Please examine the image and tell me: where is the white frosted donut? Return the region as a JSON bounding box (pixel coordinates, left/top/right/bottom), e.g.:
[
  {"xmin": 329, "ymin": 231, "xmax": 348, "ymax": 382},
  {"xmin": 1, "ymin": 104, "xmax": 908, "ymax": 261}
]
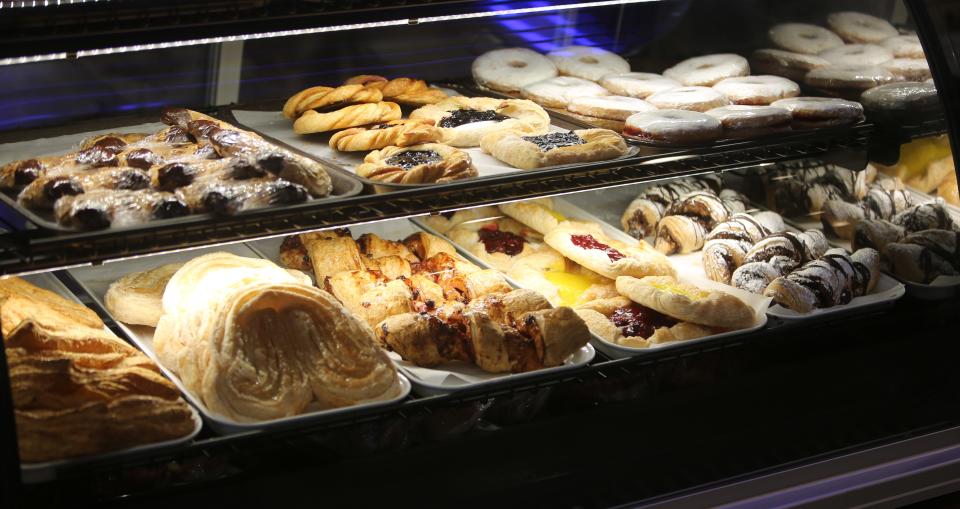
[
  {"xmin": 770, "ymin": 96, "xmax": 864, "ymax": 128},
  {"xmin": 769, "ymin": 23, "xmax": 844, "ymax": 54},
  {"xmin": 624, "ymin": 109, "xmax": 722, "ymax": 145},
  {"xmin": 599, "ymin": 72, "xmax": 680, "ymax": 98},
  {"xmin": 880, "ymin": 35, "xmax": 924, "ymax": 59},
  {"xmin": 472, "ymin": 48, "xmax": 558, "ymax": 93},
  {"xmin": 818, "ymin": 44, "xmax": 892, "ymax": 66},
  {"xmin": 712, "ymin": 75, "xmax": 800, "ymax": 105},
  {"xmin": 827, "ymin": 12, "xmax": 898, "ymax": 43},
  {"xmin": 805, "ymin": 64, "xmax": 897, "ymax": 91},
  {"xmin": 567, "ymin": 95, "xmax": 656, "ymax": 121},
  {"xmin": 663, "ymin": 53, "xmax": 750, "ymax": 86},
  {"xmin": 546, "ymin": 46, "xmax": 630, "ymax": 82},
  {"xmin": 520, "ymin": 76, "xmax": 609, "ymax": 108},
  {"xmin": 646, "ymin": 86, "xmax": 730, "ymax": 112},
  {"xmin": 750, "ymin": 49, "xmax": 831, "ymax": 81},
  {"xmin": 705, "ymin": 105, "xmax": 793, "ymax": 137},
  {"xmin": 883, "ymin": 58, "xmax": 931, "ymax": 81}
]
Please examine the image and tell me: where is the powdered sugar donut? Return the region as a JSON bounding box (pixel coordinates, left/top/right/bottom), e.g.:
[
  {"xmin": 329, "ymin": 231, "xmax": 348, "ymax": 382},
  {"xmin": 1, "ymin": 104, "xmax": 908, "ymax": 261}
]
[
  {"xmin": 827, "ymin": 12, "xmax": 898, "ymax": 43},
  {"xmin": 624, "ymin": 110, "xmax": 722, "ymax": 145},
  {"xmin": 472, "ymin": 48, "xmax": 558, "ymax": 93},
  {"xmin": 599, "ymin": 72, "xmax": 680, "ymax": 98},
  {"xmin": 883, "ymin": 58, "xmax": 931, "ymax": 81},
  {"xmin": 713, "ymin": 75, "xmax": 800, "ymax": 105},
  {"xmin": 705, "ymin": 105, "xmax": 793, "ymax": 137},
  {"xmin": 663, "ymin": 54, "xmax": 750, "ymax": 86},
  {"xmin": 547, "ymin": 46, "xmax": 630, "ymax": 82},
  {"xmin": 521, "ymin": 76, "xmax": 609, "ymax": 108},
  {"xmin": 819, "ymin": 44, "xmax": 893, "ymax": 66},
  {"xmin": 881, "ymin": 34, "xmax": 924, "ymax": 59},
  {"xmin": 647, "ymin": 86, "xmax": 730, "ymax": 112},
  {"xmin": 769, "ymin": 23, "xmax": 844, "ymax": 54},
  {"xmin": 750, "ymin": 49, "xmax": 831, "ymax": 81},
  {"xmin": 568, "ymin": 95, "xmax": 656, "ymax": 121},
  {"xmin": 770, "ymin": 97, "xmax": 864, "ymax": 129},
  {"xmin": 805, "ymin": 64, "xmax": 897, "ymax": 94}
]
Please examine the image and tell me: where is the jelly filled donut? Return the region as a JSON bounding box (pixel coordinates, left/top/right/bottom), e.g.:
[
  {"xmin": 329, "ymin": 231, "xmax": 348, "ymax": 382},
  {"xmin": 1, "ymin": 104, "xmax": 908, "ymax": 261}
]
[
  {"xmin": 713, "ymin": 75, "xmax": 800, "ymax": 105},
  {"xmin": 705, "ymin": 105, "xmax": 793, "ymax": 138},
  {"xmin": 750, "ymin": 49, "xmax": 831, "ymax": 81},
  {"xmin": 883, "ymin": 58, "xmax": 931, "ymax": 82},
  {"xmin": 624, "ymin": 110, "xmax": 722, "ymax": 145},
  {"xmin": 818, "ymin": 44, "xmax": 893, "ymax": 67},
  {"xmin": 647, "ymin": 86, "xmax": 730, "ymax": 112},
  {"xmin": 827, "ymin": 12, "xmax": 898, "ymax": 44},
  {"xmin": 881, "ymin": 34, "xmax": 925, "ymax": 59},
  {"xmin": 769, "ymin": 23, "xmax": 844, "ymax": 54},
  {"xmin": 663, "ymin": 54, "xmax": 750, "ymax": 86},
  {"xmin": 805, "ymin": 64, "xmax": 897, "ymax": 97},
  {"xmin": 599, "ymin": 72, "xmax": 680, "ymax": 98},
  {"xmin": 521, "ymin": 76, "xmax": 609, "ymax": 108},
  {"xmin": 472, "ymin": 48, "xmax": 558, "ymax": 93},
  {"xmin": 770, "ymin": 97, "xmax": 864, "ymax": 129},
  {"xmin": 547, "ymin": 45, "xmax": 630, "ymax": 82}
]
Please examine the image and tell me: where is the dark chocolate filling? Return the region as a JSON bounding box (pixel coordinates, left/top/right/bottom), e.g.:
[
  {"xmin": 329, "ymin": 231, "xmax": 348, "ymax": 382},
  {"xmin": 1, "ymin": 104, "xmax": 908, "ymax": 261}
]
[
  {"xmin": 521, "ymin": 132, "xmax": 585, "ymax": 152},
  {"xmin": 438, "ymin": 109, "xmax": 509, "ymax": 128},
  {"xmin": 385, "ymin": 150, "xmax": 443, "ymax": 169}
]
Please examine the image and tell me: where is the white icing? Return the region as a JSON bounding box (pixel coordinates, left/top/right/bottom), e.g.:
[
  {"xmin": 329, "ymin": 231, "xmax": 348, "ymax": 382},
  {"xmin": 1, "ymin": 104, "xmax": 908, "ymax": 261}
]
[
  {"xmin": 472, "ymin": 48, "xmax": 558, "ymax": 93},
  {"xmin": 546, "ymin": 45, "xmax": 630, "ymax": 82},
  {"xmin": 769, "ymin": 23, "xmax": 844, "ymax": 54},
  {"xmin": 712, "ymin": 75, "xmax": 800, "ymax": 105},
  {"xmin": 599, "ymin": 72, "xmax": 681, "ymax": 98},
  {"xmin": 663, "ymin": 53, "xmax": 750, "ymax": 86},
  {"xmin": 646, "ymin": 86, "xmax": 730, "ymax": 112}
]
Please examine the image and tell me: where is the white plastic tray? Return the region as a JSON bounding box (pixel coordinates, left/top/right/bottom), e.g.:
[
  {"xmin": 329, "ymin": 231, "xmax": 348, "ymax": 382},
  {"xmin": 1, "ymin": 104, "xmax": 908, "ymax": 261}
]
[
  {"xmin": 14, "ymin": 272, "xmax": 203, "ymax": 483},
  {"xmin": 414, "ymin": 199, "xmax": 771, "ymax": 360},
  {"xmin": 67, "ymin": 243, "xmax": 411, "ymax": 435},
  {"xmin": 560, "ymin": 188, "xmax": 906, "ymax": 321},
  {"xmin": 247, "ymin": 219, "xmax": 595, "ymax": 396}
]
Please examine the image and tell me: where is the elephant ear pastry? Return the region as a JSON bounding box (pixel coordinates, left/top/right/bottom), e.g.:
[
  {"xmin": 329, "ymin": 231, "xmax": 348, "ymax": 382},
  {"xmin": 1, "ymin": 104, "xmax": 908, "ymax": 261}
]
[
  {"xmin": 545, "ymin": 220, "xmax": 676, "ymax": 280},
  {"xmin": 615, "ymin": 275, "xmax": 756, "ymax": 329}
]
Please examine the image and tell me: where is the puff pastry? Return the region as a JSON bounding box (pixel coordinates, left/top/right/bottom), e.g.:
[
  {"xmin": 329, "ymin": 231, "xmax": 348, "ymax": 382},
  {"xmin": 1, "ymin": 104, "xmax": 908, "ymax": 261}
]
[
  {"xmin": 105, "ymin": 262, "xmax": 183, "ymax": 327},
  {"xmin": 498, "ymin": 198, "xmax": 563, "ymax": 235},
  {"xmin": 356, "ymin": 143, "xmax": 477, "ymax": 184},
  {"xmin": 448, "ymin": 216, "xmax": 566, "ymax": 272},
  {"xmin": 410, "ymin": 96, "xmax": 550, "ymax": 147},
  {"xmin": 293, "ymin": 102, "xmax": 402, "ymax": 134},
  {"xmin": 574, "ymin": 296, "xmax": 712, "ymax": 348},
  {"xmin": 480, "ymin": 128, "xmax": 628, "ymax": 170},
  {"xmin": 282, "ymin": 84, "xmax": 384, "ymax": 119},
  {"xmin": 615, "ymin": 275, "xmax": 756, "ymax": 329},
  {"xmin": 545, "ymin": 221, "xmax": 676, "ymax": 280},
  {"xmin": 0, "ymin": 277, "xmax": 104, "ymax": 336},
  {"xmin": 328, "ymin": 119, "xmax": 442, "ymax": 151}
]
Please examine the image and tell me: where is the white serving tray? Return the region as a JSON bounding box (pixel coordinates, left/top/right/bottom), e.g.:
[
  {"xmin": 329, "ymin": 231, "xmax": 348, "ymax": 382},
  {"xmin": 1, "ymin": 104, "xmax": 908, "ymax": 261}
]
[
  {"xmin": 15, "ymin": 272, "xmax": 203, "ymax": 484},
  {"xmin": 559, "ymin": 188, "xmax": 906, "ymax": 321},
  {"xmin": 67, "ymin": 243, "xmax": 411, "ymax": 435},
  {"xmin": 247, "ymin": 219, "xmax": 595, "ymax": 396},
  {"xmin": 414, "ymin": 198, "xmax": 771, "ymax": 360}
]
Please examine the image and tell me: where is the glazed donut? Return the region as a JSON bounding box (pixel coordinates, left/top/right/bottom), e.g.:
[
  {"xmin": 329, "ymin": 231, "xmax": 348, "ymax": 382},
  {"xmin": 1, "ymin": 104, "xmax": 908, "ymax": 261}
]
[
  {"xmin": 546, "ymin": 45, "xmax": 630, "ymax": 82},
  {"xmin": 520, "ymin": 76, "xmax": 609, "ymax": 108},
  {"xmin": 860, "ymin": 82, "xmax": 940, "ymax": 121},
  {"xmin": 805, "ymin": 64, "xmax": 897, "ymax": 95},
  {"xmin": 769, "ymin": 23, "xmax": 844, "ymax": 54},
  {"xmin": 750, "ymin": 49, "xmax": 831, "ymax": 81},
  {"xmin": 880, "ymin": 35, "xmax": 925, "ymax": 59},
  {"xmin": 712, "ymin": 75, "xmax": 800, "ymax": 105},
  {"xmin": 599, "ymin": 72, "xmax": 680, "ymax": 98},
  {"xmin": 663, "ymin": 54, "xmax": 750, "ymax": 86},
  {"xmin": 472, "ymin": 48, "xmax": 558, "ymax": 93},
  {"xmin": 705, "ymin": 105, "xmax": 793, "ymax": 138},
  {"xmin": 623, "ymin": 110, "xmax": 722, "ymax": 145},
  {"xmin": 827, "ymin": 12, "xmax": 898, "ymax": 44},
  {"xmin": 567, "ymin": 95, "xmax": 656, "ymax": 121},
  {"xmin": 883, "ymin": 58, "xmax": 931, "ymax": 82},
  {"xmin": 646, "ymin": 86, "xmax": 730, "ymax": 112},
  {"xmin": 818, "ymin": 44, "xmax": 893, "ymax": 66},
  {"xmin": 770, "ymin": 97, "xmax": 864, "ymax": 129}
]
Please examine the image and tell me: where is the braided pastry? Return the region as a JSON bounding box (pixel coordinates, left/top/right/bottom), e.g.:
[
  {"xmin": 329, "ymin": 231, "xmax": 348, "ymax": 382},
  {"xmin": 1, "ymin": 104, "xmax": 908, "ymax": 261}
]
[
  {"xmin": 329, "ymin": 119, "xmax": 443, "ymax": 152},
  {"xmin": 293, "ymin": 102, "xmax": 401, "ymax": 134},
  {"xmin": 344, "ymin": 75, "xmax": 449, "ymax": 105},
  {"xmin": 283, "ymin": 84, "xmax": 384, "ymax": 119},
  {"xmin": 356, "ymin": 143, "xmax": 478, "ymax": 184}
]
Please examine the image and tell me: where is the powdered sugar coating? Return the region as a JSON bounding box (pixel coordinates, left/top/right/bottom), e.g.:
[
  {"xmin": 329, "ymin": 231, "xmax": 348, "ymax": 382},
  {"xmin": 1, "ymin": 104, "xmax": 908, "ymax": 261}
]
[
  {"xmin": 818, "ymin": 44, "xmax": 893, "ymax": 66},
  {"xmin": 663, "ymin": 54, "xmax": 750, "ymax": 86},
  {"xmin": 472, "ymin": 47, "xmax": 558, "ymax": 93},
  {"xmin": 624, "ymin": 109, "xmax": 722, "ymax": 144},
  {"xmin": 547, "ymin": 45, "xmax": 630, "ymax": 82},
  {"xmin": 713, "ymin": 75, "xmax": 800, "ymax": 105},
  {"xmin": 647, "ymin": 86, "xmax": 730, "ymax": 112},
  {"xmin": 769, "ymin": 23, "xmax": 844, "ymax": 54},
  {"xmin": 600, "ymin": 72, "xmax": 681, "ymax": 98}
]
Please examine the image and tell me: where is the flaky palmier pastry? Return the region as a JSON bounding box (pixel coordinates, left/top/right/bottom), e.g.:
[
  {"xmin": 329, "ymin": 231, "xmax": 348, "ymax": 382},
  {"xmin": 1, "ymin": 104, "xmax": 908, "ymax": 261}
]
[
  {"xmin": 616, "ymin": 275, "xmax": 756, "ymax": 329},
  {"xmin": 574, "ymin": 295, "xmax": 712, "ymax": 348},
  {"xmin": 293, "ymin": 101, "xmax": 401, "ymax": 134},
  {"xmin": 282, "ymin": 84, "xmax": 384, "ymax": 119},
  {"xmin": 328, "ymin": 119, "xmax": 443, "ymax": 151},
  {"xmin": 344, "ymin": 75, "xmax": 448, "ymax": 105},
  {"xmin": 105, "ymin": 262, "xmax": 184, "ymax": 327},
  {"xmin": 545, "ymin": 220, "xmax": 676, "ymax": 280},
  {"xmin": 480, "ymin": 128, "xmax": 628, "ymax": 170},
  {"xmin": 410, "ymin": 96, "xmax": 550, "ymax": 147},
  {"xmin": 356, "ymin": 143, "xmax": 478, "ymax": 184}
]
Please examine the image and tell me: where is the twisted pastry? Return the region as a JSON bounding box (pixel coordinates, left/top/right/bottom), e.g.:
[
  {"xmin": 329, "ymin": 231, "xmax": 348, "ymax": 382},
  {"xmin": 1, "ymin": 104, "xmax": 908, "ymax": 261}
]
[
  {"xmin": 345, "ymin": 75, "xmax": 449, "ymax": 106},
  {"xmin": 282, "ymin": 84, "xmax": 384, "ymax": 119},
  {"xmin": 292, "ymin": 102, "xmax": 402, "ymax": 134},
  {"xmin": 356, "ymin": 143, "xmax": 477, "ymax": 184},
  {"xmin": 620, "ymin": 175, "xmax": 722, "ymax": 238},
  {"xmin": 328, "ymin": 119, "xmax": 443, "ymax": 152}
]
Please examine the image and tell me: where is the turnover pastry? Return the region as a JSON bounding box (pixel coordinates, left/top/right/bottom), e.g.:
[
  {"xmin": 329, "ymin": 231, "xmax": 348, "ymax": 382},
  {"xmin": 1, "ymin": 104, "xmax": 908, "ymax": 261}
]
[
  {"xmin": 620, "ymin": 175, "xmax": 723, "ymax": 238},
  {"xmin": 575, "ymin": 296, "xmax": 712, "ymax": 349},
  {"xmin": 654, "ymin": 189, "xmax": 748, "ymax": 254},
  {"xmin": 448, "ymin": 215, "xmax": 566, "ymax": 272},
  {"xmin": 356, "ymin": 143, "xmax": 478, "ymax": 184},
  {"xmin": 615, "ymin": 275, "xmax": 756, "ymax": 329},
  {"xmin": 293, "ymin": 101, "xmax": 402, "ymax": 134},
  {"xmin": 328, "ymin": 119, "xmax": 442, "ymax": 151},
  {"xmin": 480, "ymin": 128, "xmax": 628, "ymax": 170},
  {"xmin": 410, "ymin": 96, "xmax": 550, "ymax": 147},
  {"xmin": 545, "ymin": 221, "xmax": 676, "ymax": 280},
  {"xmin": 344, "ymin": 75, "xmax": 448, "ymax": 106}
]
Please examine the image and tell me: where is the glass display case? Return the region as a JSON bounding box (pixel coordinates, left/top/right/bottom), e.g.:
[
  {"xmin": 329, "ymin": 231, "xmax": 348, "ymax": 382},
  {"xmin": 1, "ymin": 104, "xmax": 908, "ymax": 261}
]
[{"xmin": 1, "ymin": 0, "xmax": 959, "ymax": 506}]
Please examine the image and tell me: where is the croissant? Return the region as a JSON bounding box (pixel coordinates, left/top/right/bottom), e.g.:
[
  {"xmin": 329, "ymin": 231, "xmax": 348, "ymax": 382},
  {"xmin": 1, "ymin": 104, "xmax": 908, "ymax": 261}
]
[
  {"xmin": 764, "ymin": 248, "xmax": 880, "ymax": 312},
  {"xmin": 701, "ymin": 211, "xmax": 785, "ymax": 284},
  {"xmin": 742, "ymin": 229, "xmax": 829, "ymax": 267}
]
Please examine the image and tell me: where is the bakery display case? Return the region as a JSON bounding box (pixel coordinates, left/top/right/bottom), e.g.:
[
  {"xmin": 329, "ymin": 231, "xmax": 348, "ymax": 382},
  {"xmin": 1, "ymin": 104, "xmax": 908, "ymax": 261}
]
[{"xmin": 2, "ymin": 0, "xmax": 960, "ymax": 507}]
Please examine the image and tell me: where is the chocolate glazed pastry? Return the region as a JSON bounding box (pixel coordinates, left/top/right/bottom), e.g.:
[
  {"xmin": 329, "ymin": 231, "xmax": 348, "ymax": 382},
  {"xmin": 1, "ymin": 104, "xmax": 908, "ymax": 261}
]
[
  {"xmin": 886, "ymin": 230, "xmax": 960, "ymax": 283},
  {"xmin": 701, "ymin": 211, "xmax": 786, "ymax": 284},
  {"xmin": 54, "ymin": 189, "xmax": 190, "ymax": 230},
  {"xmin": 654, "ymin": 189, "xmax": 748, "ymax": 254},
  {"xmin": 764, "ymin": 247, "xmax": 880, "ymax": 312},
  {"xmin": 621, "ymin": 175, "xmax": 722, "ymax": 238},
  {"xmin": 18, "ymin": 167, "xmax": 151, "ymax": 210}
]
